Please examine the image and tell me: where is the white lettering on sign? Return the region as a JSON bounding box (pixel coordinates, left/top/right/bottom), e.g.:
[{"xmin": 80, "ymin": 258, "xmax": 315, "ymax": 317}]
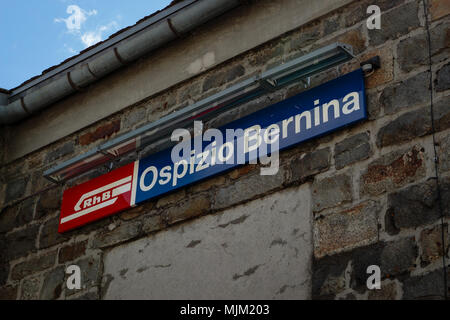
[{"xmin": 139, "ymin": 91, "xmax": 361, "ymax": 192}]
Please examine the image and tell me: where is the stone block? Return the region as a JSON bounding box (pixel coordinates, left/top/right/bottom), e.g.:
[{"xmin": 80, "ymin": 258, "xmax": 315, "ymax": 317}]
[
  {"xmin": 381, "ymin": 72, "xmax": 430, "ymax": 115},
  {"xmin": 4, "ymin": 224, "xmax": 39, "ymax": 260},
  {"xmin": 335, "ymin": 132, "xmax": 371, "ymax": 169},
  {"xmin": 45, "ymin": 141, "xmax": 74, "ymax": 163},
  {"xmin": 429, "ymin": 0, "xmax": 450, "ymax": 21},
  {"xmin": 213, "ymin": 167, "xmax": 286, "ymax": 210},
  {"xmin": 20, "ymin": 277, "xmax": 40, "ymax": 300},
  {"xmin": 39, "ymin": 266, "xmax": 65, "ymax": 300},
  {"xmin": 314, "ymin": 201, "xmax": 380, "ymax": 257},
  {"xmin": 11, "ymin": 250, "xmax": 57, "ymax": 280},
  {"xmin": 92, "ymin": 221, "xmax": 142, "ymax": 249},
  {"xmin": 376, "ymin": 106, "xmax": 432, "ymax": 148},
  {"xmin": 39, "ymin": 217, "xmax": 70, "ymax": 249},
  {"xmin": 368, "ymin": 1, "xmax": 420, "ymax": 46},
  {"xmin": 402, "ymin": 269, "xmax": 448, "ymax": 299},
  {"xmin": 78, "ymin": 120, "xmax": 121, "ymax": 146},
  {"xmin": 58, "ymin": 240, "xmax": 88, "ymax": 264},
  {"xmin": 0, "ymin": 285, "xmax": 17, "ymax": 300},
  {"xmin": 290, "ymin": 148, "xmax": 330, "ymax": 182},
  {"xmin": 435, "ymin": 62, "xmax": 450, "ymax": 92},
  {"xmin": 163, "ymin": 193, "xmax": 211, "ymax": 225},
  {"xmin": 360, "ymin": 145, "xmax": 425, "ymax": 196},
  {"xmin": 312, "ymin": 173, "xmax": 352, "ymax": 213},
  {"xmin": 385, "ymin": 179, "xmax": 443, "ymax": 234},
  {"xmin": 35, "ymin": 186, "xmax": 63, "ymax": 219},
  {"xmin": 420, "ymin": 224, "xmax": 448, "ymax": 266}
]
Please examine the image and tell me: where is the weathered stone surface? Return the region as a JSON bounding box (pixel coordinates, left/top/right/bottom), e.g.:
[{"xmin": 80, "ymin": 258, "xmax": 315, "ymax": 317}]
[
  {"xmin": 79, "ymin": 120, "xmax": 121, "ymax": 146},
  {"xmin": 368, "ymin": 1, "xmax": 420, "ymax": 46},
  {"xmin": 366, "ymin": 90, "xmax": 381, "ymax": 120},
  {"xmin": 402, "ymin": 269, "xmax": 448, "ymax": 299},
  {"xmin": 20, "ymin": 277, "xmax": 41, "ymax": 300},
  {"xmin": 35, "ymin": 186, "xmax": 63, "ymax": 219},
  {"xmin": 119, "ymin": 200, "xmax": 154, "ymax": 221},
  {"xmin": 314, "ymin": 201, "xmax": 380, "ymax": 257},
  {"xmin": 4, "ymin": 177, "xmax": 27, "ymax": 204},
  {"xmin": 367, "ymin": 281, "xmax": 398, "ymax": 300},
  {"xmin": 288, "ymin": 24, "xmax": 321, "ymax": 52},
  {"xmin": 163, "ymin": 193, "xmax": 211, "ymax": 225},
  {"xmin": 343, "ymin": 0, "xmax": 405, "ymax": 28},
  {"xmin": 249, "ymin": 43, "xmax": 284, "ymax": 67},
  {"xmin": 435, "ymin": 62, "xmax": 450, "ymax": 92},
  {"xmin": 312, "ymin": 173, "xmax": 352, "ymax": 213},
  {"xmin": 189, "ymin": 175, "xmax": 226, "ymax": 193},
  {"xmin": 156, "ymin": 190, "xmax": 186, "ymax": 208},
  {"xmin": 420, "ymin": 224, "xmax": 448, "ymax": 266},
  {"xmin": 398, "ymin": 22, "xmax": 450, "ymax": 73},
  {"xmin": 66, "ymin": 254, "xmax": 102, "ymax": 296},
  {"xmin": 70, "ymin": 289, "xmax": 99, "ymax": 300},
  {"xmin": 438, "ymin": 131, "xmax": 450, "ymax": 173},
  {"xmin": 4, "ymin": 224, "xmax": 39, "ymax": 260},
  {"xmin": 202, "ymin": 64, "xmax": 245, "ymax": 93},
  {"xmin": 323, "ymin": 13, "xmax": 342, "ymax": 36},
  {"xmin": 58, "ymin": 240, "xmax": 88, "ymax": 264},
  {"xmin": 0, "ymin": 264, "xmax": 8, "ymax": 286},
  {"xmin": 434, "ymin": 95, "xmax": 450, "ymax": 132},
  {"xmin": 385, "ymin": 179, "xmax": 444, "ymax": 234},
  {"xmin": 380, "ymin": 238, "xmax": 417, "ymax": 276},
  {"xmin": 376, "ymin": 107, "xmax": 432, "ymax": 148},
  {"xmin": 335, "ymin": 133, "xmax": 371, "ymax": 169},
  {"xmin": 214, "ymin": 167, "xmax": 286, "ymax": 210},
  {"xmin": 364, "ymin": 47, "xmax": 395, "ymax": 89},
  {"xmin": 40, "ymin": 266, "xmax": 65, "ymax": 300},
  {"xmin": 178, "ymin": 81, "xmax": 201, "ymax": 104},
  {"xmin": 92, "ymin": 220, "xmax": 142, "ymax": 249},
  {"xmin": 0, "ymin": 205, "xmax": 20, "ymax": 234},
  {"xmin": 142, "ymin": 214, "xmax": 165, "ymax": 234},
  {"xmin": 45, "ymin": 141, "xmax": 74, "ymax": 163},
  {"xmin": 39, "ymin": 217, "xmax": 70, "ymax": 249},
  {"xmin": 290, "ymin": 148, "xmax": 330, "ymax": 182},
  {"xmin": 17, "ymin": 197, "xmax": 35, "ymax": 227},
  {"xmin": 351, "ymin": 238, "xmax": 417, "ymax": 291},
  {"xmin": 30, "ymin": 170, "xmax": 53, "ymax": 192},
  {"xmin": 11, "ymin": 250, "xmax": 56, "ymax": 280},
  {"xmin": 429, "ymin": 0, "xmax": 450, "ymax": 21},
  {"xmin": 228, "ymin": 165, "xmax": 257, "ymax": 180},
  {"xmin": 312, "ymin": 251, "xmax": 351, "ymax": 299},
  {"xmin": 334, "ymin": 27, "xmax": 366, "ymax": 55},
  {"xmin": 0, "ymin": 285, "xmax": 17, "ymax": 300},
  {"xmin": 339, "ymin": 292, "xmax": 357, "ymax": 300},
  {"xmin": 360, "ymin": 145, "xmax": 425, "ymax": 196},
  {"xmin": 122, "ymin": 107, "xmax": 146, "ymax": 130},
  {"xmin": 103, "ymin": 185, "xmax": 312, "ymax": 299},
  {"xmin": 381, "ymin": 72, "xmax": 430, "ymax": 115}
]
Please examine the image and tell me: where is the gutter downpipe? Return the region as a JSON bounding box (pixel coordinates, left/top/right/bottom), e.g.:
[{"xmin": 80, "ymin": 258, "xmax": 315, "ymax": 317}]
[{"xmin": 0, "ymin": 0, "xmax": 241, "ymax": 125}]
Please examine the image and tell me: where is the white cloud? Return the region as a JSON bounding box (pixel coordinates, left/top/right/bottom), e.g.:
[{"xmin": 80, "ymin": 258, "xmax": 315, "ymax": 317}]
[
  {"xmin": 55, "ymin": 6, "xmax": 119, "ymax": 49},
  {"xmin": 55, "ymin": 5, "xmax": 97, "ymax": 34},
  {"xmin": 80, "ymin": 22, "xmax": 118, "ymax": 48}
]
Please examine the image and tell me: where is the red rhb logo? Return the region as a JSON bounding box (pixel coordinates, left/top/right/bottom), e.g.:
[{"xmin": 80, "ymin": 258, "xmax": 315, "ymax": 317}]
[{"xmin": 58, "ymin": 163, "xmax": 136, "ymax": 233}]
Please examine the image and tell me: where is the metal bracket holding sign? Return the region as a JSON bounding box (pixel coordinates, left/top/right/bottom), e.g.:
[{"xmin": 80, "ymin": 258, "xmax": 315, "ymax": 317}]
[{"xmin": 44, "ymin": 43, "xmax": 354, "ymax": 183}]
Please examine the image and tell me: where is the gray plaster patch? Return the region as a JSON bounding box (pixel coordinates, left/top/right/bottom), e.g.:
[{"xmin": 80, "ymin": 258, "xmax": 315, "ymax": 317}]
[{"xmin": 103, "ymin": 184, "xmax": 312, "ymax": 299}]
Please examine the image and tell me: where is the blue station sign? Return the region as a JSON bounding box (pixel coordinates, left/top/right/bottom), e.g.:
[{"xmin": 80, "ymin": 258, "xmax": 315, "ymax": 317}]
[{"xmin": 59, "ymin": 69, "xmax": 366, "ymax": 232}]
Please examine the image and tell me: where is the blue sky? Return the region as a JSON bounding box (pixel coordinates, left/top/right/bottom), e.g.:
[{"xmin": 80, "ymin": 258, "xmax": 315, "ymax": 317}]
[{"xmin": 0, "ymin": 0, "xmax": 172, "ymax": 90}]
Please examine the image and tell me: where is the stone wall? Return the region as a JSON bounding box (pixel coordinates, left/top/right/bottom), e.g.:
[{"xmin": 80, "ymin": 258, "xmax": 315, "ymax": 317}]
[{"xmin": 0, "ymin": 0, "xmax": 449, "ymax": 300}]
